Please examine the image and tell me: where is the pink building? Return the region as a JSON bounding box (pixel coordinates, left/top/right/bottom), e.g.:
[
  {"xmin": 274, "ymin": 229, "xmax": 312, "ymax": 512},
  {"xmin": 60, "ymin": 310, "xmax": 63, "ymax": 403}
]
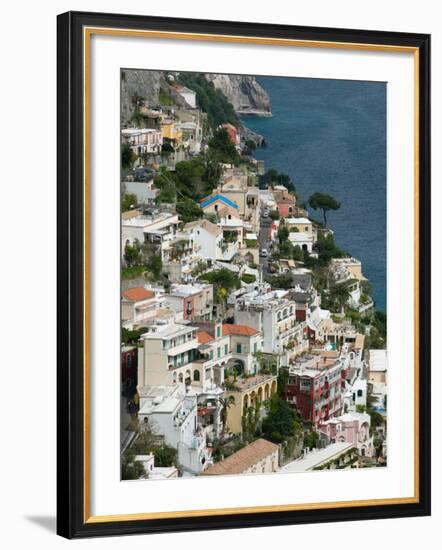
[{"xmin": 319, "ymin": 412, "xmax": 374, "ymax": 457}]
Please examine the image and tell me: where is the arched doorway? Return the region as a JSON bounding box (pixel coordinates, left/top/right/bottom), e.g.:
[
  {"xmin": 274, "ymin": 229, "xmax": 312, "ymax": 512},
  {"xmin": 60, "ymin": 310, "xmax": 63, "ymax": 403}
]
[{"xmin": 231, "ymin": 359, "xmax": 245, "ymax": 377}]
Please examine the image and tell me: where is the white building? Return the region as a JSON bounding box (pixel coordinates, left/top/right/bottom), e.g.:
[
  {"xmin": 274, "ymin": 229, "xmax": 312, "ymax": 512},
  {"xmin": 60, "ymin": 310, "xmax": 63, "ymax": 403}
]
[
  {"xmin": 138, "ymin": 385, "xmax": 210, "ymax": 474},
  {"xmin": 183, "ymin": 219, "xmax": 225, "ymax": 264},
  {"xmin": 177, "ymin": 121, "xmax": 203, "ymax": 154},
  {"xmin": 288, "ymin": 231, "xmax": 316, "ymax": 254},
  {"xmin": 122, "ymin": 211, "xmax": 180, "ymax": 260},
  {"xmin": 122, "ymin": 286, "xmax": 166, "ymax": 326},
  {"xmin": 175, "ymin": 85, "xmax": 197, "ymax": 108},
  {"xmin": 234, "ymin": 286, "xmax": 307, "ymax": 364},
  {"xmin": 328, "ymin": 257, "xmax": 374, "ymax": 313},
  {"xmin": 367, "ymin": 349, "xmax": 387, "ymax": 414},
  {"xmin": 122, "ymin": 128, "xmax": 163, "ymax": 155},
  {"xmin": 133, "ymin": 453, "xmax": 178, "ymax": 480},
  {"xmin": 122, "ymin": 178, "xmax": 158, "ymax": 204}
]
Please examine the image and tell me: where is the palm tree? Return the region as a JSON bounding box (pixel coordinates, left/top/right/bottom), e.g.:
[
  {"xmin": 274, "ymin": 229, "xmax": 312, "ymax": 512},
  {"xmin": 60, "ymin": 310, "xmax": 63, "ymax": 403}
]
[
  {"xmin": 218, "ymin": 396, "xmax": 235, "ymax": 440},
  {"xmin": 216, "ymin": 287, "xmax": 228, "ymax": 317},
  {"xmin": 328, "ymin": 282, "xmax": 351, "ymax": 313}
]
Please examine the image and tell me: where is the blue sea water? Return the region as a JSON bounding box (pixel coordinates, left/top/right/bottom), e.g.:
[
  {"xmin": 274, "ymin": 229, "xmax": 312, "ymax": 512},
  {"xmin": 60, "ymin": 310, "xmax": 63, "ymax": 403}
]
[{"xmin": 244, "ymin": 76, "xmax": 386, "ymax": 312}]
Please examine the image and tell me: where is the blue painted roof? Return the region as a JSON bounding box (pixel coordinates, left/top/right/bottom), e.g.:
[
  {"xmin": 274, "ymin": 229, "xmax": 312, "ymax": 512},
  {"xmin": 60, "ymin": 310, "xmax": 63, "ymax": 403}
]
[{"xmin": 200, "ymin": 194, "xmax": 238, "ymax": 210}]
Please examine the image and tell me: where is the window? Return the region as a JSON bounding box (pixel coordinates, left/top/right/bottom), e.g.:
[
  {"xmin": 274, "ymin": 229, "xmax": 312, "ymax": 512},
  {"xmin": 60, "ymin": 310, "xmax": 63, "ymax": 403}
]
[
  {"xmin": 210, "ymin": 350, "xmax": 214, "ymax": 360},
  {"xmin": 224, "ymin": 344, "xmax": 228, "ymax": 355},
  {"xmin": 357, "ymin": 389, "xmax": 363, "ymax": 397},
  {"xmin": 193, "ymin": 370, "xmax": 200, "ymax": 382},
  {"xmin": 217, "ymin": 347, "xmax": 221, "ymax": 358},
  {"xmin": 236, "ymin": 343, "xmax": 242, "ymax": 353},
  {"xmin": 253, "ymin": 342, "xmax": 257, "ymax": 353},
  {"xmin": 216, "ymin": 326, "xmax": 221, "ymax": 338}
]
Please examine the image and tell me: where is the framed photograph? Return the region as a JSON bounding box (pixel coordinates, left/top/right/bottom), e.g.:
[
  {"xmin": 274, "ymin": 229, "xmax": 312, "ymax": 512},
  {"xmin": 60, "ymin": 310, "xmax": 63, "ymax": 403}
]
[{"xmin": 57, "ymin": 11, "xmax": 431, "ymax": 539}]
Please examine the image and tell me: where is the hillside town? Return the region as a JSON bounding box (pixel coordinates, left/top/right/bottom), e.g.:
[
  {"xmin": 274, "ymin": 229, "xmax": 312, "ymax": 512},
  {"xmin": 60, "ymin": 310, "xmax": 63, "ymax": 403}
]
[{"xmin": 120, "ymin": 71, "xmax": 387, "ymax": 481}]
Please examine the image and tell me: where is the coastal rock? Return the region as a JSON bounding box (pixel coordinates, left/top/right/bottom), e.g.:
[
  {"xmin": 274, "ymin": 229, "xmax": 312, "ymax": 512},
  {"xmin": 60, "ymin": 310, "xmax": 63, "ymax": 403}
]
[
  {"xmin": 241, "ymin": 126, "xmax": 266, "ymax": 147},
  {"xmin": 205, "ymin": 74, "xmax": 272, "ymax": 116}
]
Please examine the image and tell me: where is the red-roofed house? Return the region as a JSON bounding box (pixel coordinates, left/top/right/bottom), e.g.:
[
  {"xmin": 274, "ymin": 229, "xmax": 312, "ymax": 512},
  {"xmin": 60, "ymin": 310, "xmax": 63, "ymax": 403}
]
[
  {"xmin": 122, "ymin": 287, "xmax": 159, "ymax": 324},
  {"xmin": 222, "ymin": 323, "xmax": 262, "ymax": 376},
  {"xmin": 196, "ymin": 331, "xmax": 214, "ymax": 345}
]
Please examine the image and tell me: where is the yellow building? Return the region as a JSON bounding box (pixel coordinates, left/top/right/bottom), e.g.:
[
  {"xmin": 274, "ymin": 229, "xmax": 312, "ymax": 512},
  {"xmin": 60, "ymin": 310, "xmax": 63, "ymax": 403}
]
[
  {"xmin": 224, "ymin": 373, "xmax": 277, "ymax": 435},
  {"xmin": 160, "ymin": 120, "xmax": 183, "ymax": 146}
]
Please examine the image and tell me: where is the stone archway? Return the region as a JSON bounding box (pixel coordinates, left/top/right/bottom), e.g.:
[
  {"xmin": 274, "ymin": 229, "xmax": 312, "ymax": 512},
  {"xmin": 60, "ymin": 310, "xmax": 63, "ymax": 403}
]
[
  {"xmin": 227, "ymin": 358, "xmax": 245, "ymax": 377},
  {"xmin": 264, "ymin": 384, "xmax": 270, "ymax": 401}
]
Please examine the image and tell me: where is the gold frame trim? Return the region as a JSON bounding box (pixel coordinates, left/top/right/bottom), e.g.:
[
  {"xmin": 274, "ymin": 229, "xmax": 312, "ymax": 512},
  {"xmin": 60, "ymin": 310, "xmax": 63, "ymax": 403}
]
[{"xmin": 83, "ymin": 27, "xmax": 420, "ymax": 524}]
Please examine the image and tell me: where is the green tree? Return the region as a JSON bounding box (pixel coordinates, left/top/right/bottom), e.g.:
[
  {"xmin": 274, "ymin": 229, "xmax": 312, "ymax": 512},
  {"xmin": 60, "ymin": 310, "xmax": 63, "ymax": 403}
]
[
  {"xmin": 308, "ymin": 192, "xmax": 341, "ymax": 227},
  {"xmin": 241, "ymin": 273, "xmax": 256, "ymax": 284},
  {"xmin": 177, "ymin": 72, "xmax": 239, "ymax": 128},
  {"xmin": 277, "ymin": 368, "xmax": 289, "ymax": 396},
  {"xmin": 122, "ymin": 327, "xmax": 147, "ymax": 345},
  {"xmin": 176, "ymin": 199, "xmax": 203, "ymax": 223},
  {"xmin": 314, "ymin": 234, "xmax": 346, "ymax": 266},
  {"xmin": 122, "ymin": 193, "xmax": 137, "ymax": 212},
  {"xmin": 269, "ymin": 210, "xmax": 280, "ymax": 221},
  {"xmin": 303, "ymin": 431, "xmax": 319, "ymax": 450},
  {"xmin": 191, "ymin": 259, "xmax": 208, "ymax": 278},
  {"xmin": 153, "ymin": 445, "xmax": 177, "ymax": 467},
  {"xmin": 121, "ymin": 450, "xmax": 147, "ymax": 480},
  {"xmin": 199, "ymin": 268, "xmax": 241, "ymax": 291},
  {"xmin": 264, "ymin": 273, "xmax": 294, "ymax": 290},
  {"xmin": 124, "ymin": 240, "xmax": 142, "ymax": 267},
  {"xmin": 122, "ymin": 142, "xmax": 136, "ymax": 169},
  {"xmin": 292, "ymin": 245, "xmax": 304, "ymax": 261},
  {"xmin": 218, "ymin": 396, "xmax": 235, "ymax": 440},
  {"xmin": 265, "ymin": 169, "xmax": 278, "ymax": 184},
  {"xmin": 262, "ymin": 394, "xmax": 301, "ymax": 440},
  {"xmin": 208, "ymin": 128, "xmax": 239, "ymax": 164},
  {"xmin": 147, "ymin": 253, "xmax": 162, "ymax": 281},
  {"xmin": 328, "ymin": 282, "xmax": 352, "ymax": 313}
]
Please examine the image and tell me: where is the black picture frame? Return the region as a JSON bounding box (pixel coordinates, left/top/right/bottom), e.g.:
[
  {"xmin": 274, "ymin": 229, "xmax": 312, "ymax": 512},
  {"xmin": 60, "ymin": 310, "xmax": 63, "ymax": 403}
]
[{"xmin": 57, "ymin": 10, "xmax": 431, "ymax": 539}]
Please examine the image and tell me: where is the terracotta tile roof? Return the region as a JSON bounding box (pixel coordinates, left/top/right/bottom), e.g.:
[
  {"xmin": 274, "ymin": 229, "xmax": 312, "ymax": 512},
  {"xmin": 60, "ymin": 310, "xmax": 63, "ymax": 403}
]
[
  {"xmin": 217, "ymin": 205, "xmax": 241, "ymax": 219},
  {"xmin": 200, "ymin": 219, "xmax": 222, "ymax": 237},
  {"xmin": 183, "ymin": 219, "xmax": 222, "ymax": 237},
  {"xmin": 122, "ymin": 287, "xmax": 154, "ymax": 302},
  {"xmin": 202, "ymin": 439, "xmax": 279, "ymax": 476},
  {"xmin": 222, "ymin": 324, "xmax": 259, "ymax": 337},
  {"xmin": 196, "ymin": 331, "xmax": 214, "ymax": 345}
]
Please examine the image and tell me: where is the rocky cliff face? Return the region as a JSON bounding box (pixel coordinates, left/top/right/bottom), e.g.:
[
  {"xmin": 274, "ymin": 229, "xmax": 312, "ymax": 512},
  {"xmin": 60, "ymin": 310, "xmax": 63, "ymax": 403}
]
[
  {"xmin": 121, "ymin": 69, "xmax": 162, "ymax": 125},
  {"xmin": 205, "ymin": 74, "xmax": 272, "ymax": 116}
]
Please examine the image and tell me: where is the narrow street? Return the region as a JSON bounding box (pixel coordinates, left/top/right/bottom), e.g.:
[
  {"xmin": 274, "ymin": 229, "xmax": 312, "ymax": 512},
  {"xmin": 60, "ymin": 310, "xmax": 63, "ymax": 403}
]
[{"xmin": 258, "ymin": 209, "xmax": 273, "ymax": 275}]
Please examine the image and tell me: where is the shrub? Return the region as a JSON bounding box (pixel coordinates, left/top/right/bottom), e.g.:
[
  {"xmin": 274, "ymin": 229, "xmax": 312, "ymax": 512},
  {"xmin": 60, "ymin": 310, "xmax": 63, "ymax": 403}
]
[{"xmin": 241, "ymin": 273, "xmax": 256, "ymax": 284}]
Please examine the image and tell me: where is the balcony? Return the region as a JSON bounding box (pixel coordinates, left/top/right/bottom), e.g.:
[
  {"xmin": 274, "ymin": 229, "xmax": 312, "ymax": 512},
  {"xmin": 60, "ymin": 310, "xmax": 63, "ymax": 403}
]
[
  {"xmin": 226, "ymin": 373, "xmax": 276, "ymax": 393},
  {"xmin": 166, "ymin": 338, "xmax": 198, "ymax": 357}
]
